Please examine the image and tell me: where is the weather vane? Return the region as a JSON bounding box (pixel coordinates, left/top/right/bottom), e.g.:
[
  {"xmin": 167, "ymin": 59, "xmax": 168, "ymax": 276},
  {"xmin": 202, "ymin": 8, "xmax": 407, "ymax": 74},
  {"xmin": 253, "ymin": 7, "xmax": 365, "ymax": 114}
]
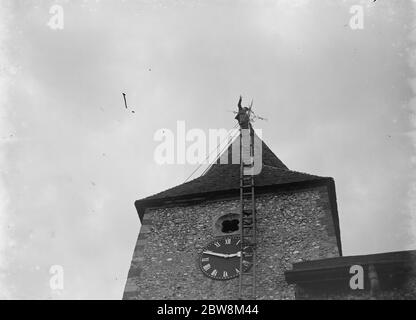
[{"xmin": 229, "ymin": 96, "xmax": 267, "ymax": 128}]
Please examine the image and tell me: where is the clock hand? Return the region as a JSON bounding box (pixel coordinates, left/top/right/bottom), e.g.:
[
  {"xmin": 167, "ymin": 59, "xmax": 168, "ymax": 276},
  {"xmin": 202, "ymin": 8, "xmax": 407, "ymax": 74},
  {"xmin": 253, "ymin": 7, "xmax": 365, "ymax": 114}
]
[
  {"xmin": 227, "ymin": 251, "xmax": 242, "ymax": 258},
  {"xmin": 203, "ymin": 251, "xmax": 230, "ymax": 258},
  {"xmin": 203, "ymin": 251, "xmax": 242, "ymax": 258}
]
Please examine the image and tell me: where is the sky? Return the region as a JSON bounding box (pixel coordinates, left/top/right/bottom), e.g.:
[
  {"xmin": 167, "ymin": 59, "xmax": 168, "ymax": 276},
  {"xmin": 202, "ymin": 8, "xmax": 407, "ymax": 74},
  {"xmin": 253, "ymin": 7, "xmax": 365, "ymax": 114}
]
[{"xmin": 0, "ymin": 0, "xmax": 415, "ymax": 299}]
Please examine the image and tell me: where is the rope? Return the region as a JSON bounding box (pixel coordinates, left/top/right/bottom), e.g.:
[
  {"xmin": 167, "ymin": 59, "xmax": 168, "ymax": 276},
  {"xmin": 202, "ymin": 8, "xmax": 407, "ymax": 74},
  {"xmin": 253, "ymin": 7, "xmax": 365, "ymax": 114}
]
[
  {"xmin": 200, "ymin": 128, "xmax": 240, "ymax": 176},
  {"xmin": 183, "ymin": 123, "xmax": 239, "ymax": 183}
]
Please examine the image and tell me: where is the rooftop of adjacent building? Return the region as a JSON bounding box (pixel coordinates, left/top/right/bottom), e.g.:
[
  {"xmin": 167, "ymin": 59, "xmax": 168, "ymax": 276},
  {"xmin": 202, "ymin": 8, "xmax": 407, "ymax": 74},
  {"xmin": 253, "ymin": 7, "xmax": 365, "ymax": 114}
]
[{"xmin": 285, "ymin": 249, "xmax": 416, "ymax": 285}]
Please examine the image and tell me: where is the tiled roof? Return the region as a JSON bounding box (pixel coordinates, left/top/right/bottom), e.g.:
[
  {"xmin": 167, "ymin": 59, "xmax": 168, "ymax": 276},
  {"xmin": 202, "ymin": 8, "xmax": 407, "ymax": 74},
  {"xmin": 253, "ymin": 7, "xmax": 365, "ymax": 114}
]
[{"xmin": 138, "ymin": 135, "xmax": 328, "ymax": 204}]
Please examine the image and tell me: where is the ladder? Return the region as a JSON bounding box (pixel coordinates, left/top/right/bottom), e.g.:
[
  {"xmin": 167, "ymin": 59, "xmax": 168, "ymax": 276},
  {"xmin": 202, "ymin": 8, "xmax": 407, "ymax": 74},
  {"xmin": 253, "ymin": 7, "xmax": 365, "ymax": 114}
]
[{"xmin": 238, "ymin": 125, "xmax": 257, "ymax": 300}]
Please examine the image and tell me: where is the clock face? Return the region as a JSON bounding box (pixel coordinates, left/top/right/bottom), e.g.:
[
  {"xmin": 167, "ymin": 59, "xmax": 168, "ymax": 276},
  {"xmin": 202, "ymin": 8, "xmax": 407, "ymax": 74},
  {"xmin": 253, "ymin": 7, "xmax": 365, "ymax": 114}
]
[{"xmin": 199, "ymin": 236, "xmax": 252, "ymax": 281}]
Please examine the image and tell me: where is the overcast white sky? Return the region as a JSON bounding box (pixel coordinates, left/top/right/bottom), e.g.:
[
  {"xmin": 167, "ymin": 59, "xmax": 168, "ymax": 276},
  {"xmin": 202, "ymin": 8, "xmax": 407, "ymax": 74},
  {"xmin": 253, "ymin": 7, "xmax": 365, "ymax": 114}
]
[{"xmin": 0, "ymin": 0, "xmax": 416, "ymax": 299}]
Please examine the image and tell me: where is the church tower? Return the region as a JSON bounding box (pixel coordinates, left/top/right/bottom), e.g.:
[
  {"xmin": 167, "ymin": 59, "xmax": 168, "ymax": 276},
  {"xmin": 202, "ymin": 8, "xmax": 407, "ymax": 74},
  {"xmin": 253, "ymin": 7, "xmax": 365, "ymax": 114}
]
[{"xmin": 123, "ymin": 105, "xmax": 342, "ymax": 300}]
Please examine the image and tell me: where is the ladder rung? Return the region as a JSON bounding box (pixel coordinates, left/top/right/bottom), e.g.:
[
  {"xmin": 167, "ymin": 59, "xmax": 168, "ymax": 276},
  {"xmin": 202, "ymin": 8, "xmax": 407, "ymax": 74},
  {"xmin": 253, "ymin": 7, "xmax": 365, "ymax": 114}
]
[{"xmin": 242, "ymin": 163, "xmax": 254, "ymax": 167}]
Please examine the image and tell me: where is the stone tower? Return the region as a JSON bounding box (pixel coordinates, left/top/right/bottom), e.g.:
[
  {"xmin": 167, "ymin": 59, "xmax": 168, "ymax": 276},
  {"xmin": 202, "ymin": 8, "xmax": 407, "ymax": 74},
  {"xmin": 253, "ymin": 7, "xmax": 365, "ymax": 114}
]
[{"xmin": 123, "ymin": 133, "xmax": 342, "ymax": 300}]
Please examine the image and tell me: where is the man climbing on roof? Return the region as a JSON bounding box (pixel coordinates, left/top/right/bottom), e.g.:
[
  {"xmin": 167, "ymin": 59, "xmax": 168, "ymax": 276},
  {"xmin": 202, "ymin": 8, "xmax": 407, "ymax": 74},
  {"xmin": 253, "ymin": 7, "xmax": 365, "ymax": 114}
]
[{"xmin": 235, "ymin": 95, "xmax": 251, "ymax": 129}]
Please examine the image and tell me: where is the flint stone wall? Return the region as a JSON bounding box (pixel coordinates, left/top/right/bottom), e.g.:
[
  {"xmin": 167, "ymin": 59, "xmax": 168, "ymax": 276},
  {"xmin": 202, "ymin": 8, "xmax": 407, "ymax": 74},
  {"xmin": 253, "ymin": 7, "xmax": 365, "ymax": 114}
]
[{"xmin": 123, "ymin": 185, "xmax": 339, "ymax": 300}]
